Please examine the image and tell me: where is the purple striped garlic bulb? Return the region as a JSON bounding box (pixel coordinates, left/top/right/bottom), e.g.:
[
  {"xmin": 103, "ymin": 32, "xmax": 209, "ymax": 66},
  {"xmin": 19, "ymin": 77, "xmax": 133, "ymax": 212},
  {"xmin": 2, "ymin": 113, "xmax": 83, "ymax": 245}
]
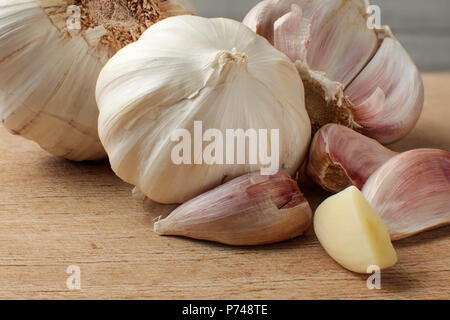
[{"xmin": 244, "ymin": 0, "xmax": 424, "ymax": 144}]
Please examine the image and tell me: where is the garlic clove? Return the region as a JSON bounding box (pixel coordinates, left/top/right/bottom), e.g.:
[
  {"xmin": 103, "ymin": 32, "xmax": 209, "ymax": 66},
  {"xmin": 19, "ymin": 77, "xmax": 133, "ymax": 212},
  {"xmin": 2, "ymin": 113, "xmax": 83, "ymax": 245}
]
[
  {"xmin": 307, "ymin": 124, "xmax": 397, "ymax": 193},
  {"xmin": 0, "ymin": 0, "xmax": 193, "ymax": 161},
  {"xmin": 345, "ymin": 36, "xmax": 425, "ymax": 144},
  {"xmin": 314, "ymin": 186, "xmax": 398, "ymax": 274},
  {"xmin": 302, "ymin": 0, "xmax": 378, "ymax": 87},
  {"xmin": 243, "ymin": 0, "xmax": 295, "ymax": 45},
  {"xmin": 362, "ymin": 149, "xmax": 450, "ymax": 241},
  {"xmin": 154, "ymin": 172, "xmax": 312, "ymax": 246},
  {"xmin": 273, "ymin": 4, "xmax": 311, "ymax": 63}
]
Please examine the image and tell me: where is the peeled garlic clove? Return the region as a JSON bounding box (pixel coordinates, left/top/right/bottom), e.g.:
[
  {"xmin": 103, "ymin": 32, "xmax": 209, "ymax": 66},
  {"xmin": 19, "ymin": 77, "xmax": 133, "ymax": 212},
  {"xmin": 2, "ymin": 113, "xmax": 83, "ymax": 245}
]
[
  {"xmin": 307, "ymin": 124, "xmax": 397, "ymax": 193},
  {"xmin": 345, "ymin": 36, "xmax": 425, "ymax": 144},
  {"xmin": 96, "ymin": 16, "xmax": 311, "ymax": 204},
  {"xmin": 0, "ymin": 0, "xmax": 193, "ymax": 161},
  {"xmin": 154, "ymin": 172, "xmax": 312, "ymax": 246},
  {"xmin": 362, "ymin": 149, "xmax": 450, "ymax": 241},
  {"xmin": 314, "ymin": 186, "xmax": 398, "ymax": 274},
  {"xmin": 244, "ymin": 0, "xmax": 424, "ymax": 144}
]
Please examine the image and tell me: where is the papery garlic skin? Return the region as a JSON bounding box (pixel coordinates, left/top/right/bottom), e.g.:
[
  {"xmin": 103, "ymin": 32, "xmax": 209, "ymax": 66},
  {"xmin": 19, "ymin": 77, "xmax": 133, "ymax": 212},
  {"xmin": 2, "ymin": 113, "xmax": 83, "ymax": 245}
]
[
  {"xmin": 0, "ymin": 0, "xmax": 193, "ymax": 161},
  {"xmin": 154, "ymin": 172, "xmax": 312, "ymax": 246},
  {"xmin": 244, "ymin": 0, "xmax": 424, "ymax": 144},
  {"xmin": 314, "ymin": 186, "xmax": 398, "ymax": 274},
  {"xmin": 96, "ymin": 16, "xmax": 311, "ymax": 204},
  {"xmin": 362, "ymin": 149, "xmax": 450, "ymax": 240},
  {"xmin": 307, "ymin": 124, "xmax": 397, "ymax": 193},
  {"xmin": 345, "ymin": 36, "xmax": 425, "ymax": 143}
]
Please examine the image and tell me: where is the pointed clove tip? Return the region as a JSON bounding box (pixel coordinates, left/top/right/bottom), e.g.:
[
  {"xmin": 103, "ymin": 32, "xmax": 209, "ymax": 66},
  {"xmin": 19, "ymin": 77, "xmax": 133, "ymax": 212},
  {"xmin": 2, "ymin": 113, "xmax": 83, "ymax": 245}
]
[{"xmin": 153, "ymin": 220, "xmax": 166, "ymax": 235}]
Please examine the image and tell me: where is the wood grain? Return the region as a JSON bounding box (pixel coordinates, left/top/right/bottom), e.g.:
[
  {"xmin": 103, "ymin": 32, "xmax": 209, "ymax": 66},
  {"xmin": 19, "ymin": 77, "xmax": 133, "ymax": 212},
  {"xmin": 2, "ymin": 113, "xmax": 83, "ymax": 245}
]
[{"xmin": 0, "ymin": 74, "xmax": 449, "ymax": 300}]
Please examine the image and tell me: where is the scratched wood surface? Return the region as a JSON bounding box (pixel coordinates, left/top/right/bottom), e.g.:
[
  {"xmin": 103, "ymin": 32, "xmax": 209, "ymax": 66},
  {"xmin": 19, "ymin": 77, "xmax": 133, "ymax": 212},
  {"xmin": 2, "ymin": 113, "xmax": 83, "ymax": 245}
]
[{"xmin": 0, "ymin": 73, "xmax": 449, "ymax": 300}]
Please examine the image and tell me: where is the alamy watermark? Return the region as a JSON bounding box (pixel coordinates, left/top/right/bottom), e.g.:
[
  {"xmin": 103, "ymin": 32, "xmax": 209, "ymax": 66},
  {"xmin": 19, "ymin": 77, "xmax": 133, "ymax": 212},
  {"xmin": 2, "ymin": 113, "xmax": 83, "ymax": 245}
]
[
  {"xmin": 66, "ymin": 265, "xmax": 81, "ymax": 290},
  {"xmin": 66, "ymin": 5, "xmax": 81, "ymax": 30},
  {"xmin": 366, "ymin": 265, "xmax": 382, "ymax": 290},
  {"xmin": 170, "ymin": 121, "xmax": 280, "ymax": 175},
  {"xmin": 367, "ymin": 5, "xmax": 382, "ymax": 30}
]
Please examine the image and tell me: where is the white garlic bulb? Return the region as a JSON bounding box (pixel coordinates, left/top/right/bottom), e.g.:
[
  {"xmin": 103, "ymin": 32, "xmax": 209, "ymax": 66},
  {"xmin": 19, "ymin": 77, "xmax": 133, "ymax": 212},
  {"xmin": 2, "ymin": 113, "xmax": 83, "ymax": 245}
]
[
  {"xmin": 96, "ymin": 15, "xmax": 311, "ymax": 204},
  {"xmin": 244, "ymin": 0, "xmax": 424, "ymax": 144},
  {"xmin": 0, "ymin": 0, "xmax": 193, "ymax": 161}
]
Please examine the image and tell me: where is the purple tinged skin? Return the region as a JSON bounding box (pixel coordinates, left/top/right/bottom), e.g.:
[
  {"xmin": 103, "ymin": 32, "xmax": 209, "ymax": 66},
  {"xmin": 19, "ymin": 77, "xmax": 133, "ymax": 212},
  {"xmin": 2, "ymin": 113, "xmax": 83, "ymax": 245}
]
[
  {"xmin": 244, "ymin": 0, "xmax": 424, "ymax": 145},
  {"xmin": 307, "ymin": 124, "xmax": 397, "ymax": 193},
  {"xmin": 273, "ymin": 4, "xmax": 311, "ymax": 62},
  {"xmin": 345, "ymin": 37, "xmax": 425, "ymax": 144},
  {"xmin": 362, "ymin": 149, "xmax": 450, "ymax": 241},
  {"xmin": 154, "ymin": 172, "xmax": 312, "ymax": 246},
  {"xmin": 244, "ymin": 0, "xmax": 378, "ymax": 86}
]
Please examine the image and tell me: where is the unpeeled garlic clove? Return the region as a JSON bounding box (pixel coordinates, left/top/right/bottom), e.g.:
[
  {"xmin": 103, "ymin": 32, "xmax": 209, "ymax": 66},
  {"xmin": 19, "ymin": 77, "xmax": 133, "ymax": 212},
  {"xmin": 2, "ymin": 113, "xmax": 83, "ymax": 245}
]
[
  {"xmin": 307, "ymin": 124, "xmax": 397, "ymax": 193},
  {"xmin": 154, "ymin": 172, "xmax": 312, "ymax": 246},
  {"xmin": 362, "ymin": 149, "xmax": 450, "ymax": 240},
  {"xmin": 314, "ymin": 186, "xmax": 398, "ymax": 274},
  {"xmin": 244, "ymin": 0, "xmax": 424, "ymax": 144},
  {"xmin": 345, "ymin": 35, "xmax": 425, "ymax": 144}
]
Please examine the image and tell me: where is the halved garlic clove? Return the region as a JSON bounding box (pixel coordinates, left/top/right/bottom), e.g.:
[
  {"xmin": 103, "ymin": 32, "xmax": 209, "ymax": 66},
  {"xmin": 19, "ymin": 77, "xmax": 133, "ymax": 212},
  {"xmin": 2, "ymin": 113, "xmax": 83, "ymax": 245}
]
[
  {"xmin": 314, "ymin": 186, "xmax": 398, "ymax": 274},
  {"xmin": 345, "ymin": 35, "xmax": 425, "ymax": 144},
  {"xmin": 307, "ymin": 124, "xmax": 397, "ymax": 193},
  {"xmin": 0, "ymin": 0, "xmax": 193, "ymax": 161},
  {"xmin": 244, "ymin": 0, "xmax": 424, "ymax": 144},
  {"xmin": 362, "ymin": 149, "xmax": 450, "ymax": 241},
  {"xmin": 154, "ymin": 172, "xmax": 312, "ymax": 246}
]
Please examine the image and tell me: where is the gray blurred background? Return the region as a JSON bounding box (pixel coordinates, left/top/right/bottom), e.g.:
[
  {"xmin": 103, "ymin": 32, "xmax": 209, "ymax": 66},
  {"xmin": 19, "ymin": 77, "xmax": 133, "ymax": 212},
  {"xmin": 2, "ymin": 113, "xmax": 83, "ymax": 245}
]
[{"xmin": 193, "ymin": 0, "xmax": 450, "ymax": 72}]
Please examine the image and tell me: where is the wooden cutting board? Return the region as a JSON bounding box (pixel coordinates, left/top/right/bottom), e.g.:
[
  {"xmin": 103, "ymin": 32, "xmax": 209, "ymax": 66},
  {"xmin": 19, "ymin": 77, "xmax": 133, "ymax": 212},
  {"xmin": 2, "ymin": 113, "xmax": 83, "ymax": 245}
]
[{"xmin": 0, "ymin": 73, "xmax": 448, "ymax": 300}]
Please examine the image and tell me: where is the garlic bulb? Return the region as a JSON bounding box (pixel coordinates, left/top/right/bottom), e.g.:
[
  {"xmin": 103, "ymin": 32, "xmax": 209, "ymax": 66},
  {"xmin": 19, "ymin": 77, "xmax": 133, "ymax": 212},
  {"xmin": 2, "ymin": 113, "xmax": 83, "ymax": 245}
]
[
  {"xmin": 0, "ymin": 0, "xmax": 193, "ymax": 161},
  {"xmin": 244, "ymin": 0, "xmax": 424, "ymax": 144},
  {"xmin": 96, "ymin": 15, "xmax": 311, "ymax": 204}
]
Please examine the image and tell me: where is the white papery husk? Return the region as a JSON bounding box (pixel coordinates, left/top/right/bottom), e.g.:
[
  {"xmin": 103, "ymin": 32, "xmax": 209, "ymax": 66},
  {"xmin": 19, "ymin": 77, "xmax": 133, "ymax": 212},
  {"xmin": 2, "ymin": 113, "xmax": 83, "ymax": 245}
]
[
  {"xmin": 244, "ymin": 0, "xmax": 424, "ymax": 144},
  {"xmin": 0, "ymin": 0, "xmax": 194, "ymax": 161},
  {"xmin": 96, "ymin": 15, "xmax": 311, "ymax": 204}
]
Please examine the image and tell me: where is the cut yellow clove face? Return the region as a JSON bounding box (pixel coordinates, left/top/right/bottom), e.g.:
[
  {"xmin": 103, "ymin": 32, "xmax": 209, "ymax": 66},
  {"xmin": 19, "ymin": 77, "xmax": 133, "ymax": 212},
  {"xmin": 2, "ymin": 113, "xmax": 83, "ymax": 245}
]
[{"xmin": 314, "ymin": 186, "xmax": 397, "ymax": 274}]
